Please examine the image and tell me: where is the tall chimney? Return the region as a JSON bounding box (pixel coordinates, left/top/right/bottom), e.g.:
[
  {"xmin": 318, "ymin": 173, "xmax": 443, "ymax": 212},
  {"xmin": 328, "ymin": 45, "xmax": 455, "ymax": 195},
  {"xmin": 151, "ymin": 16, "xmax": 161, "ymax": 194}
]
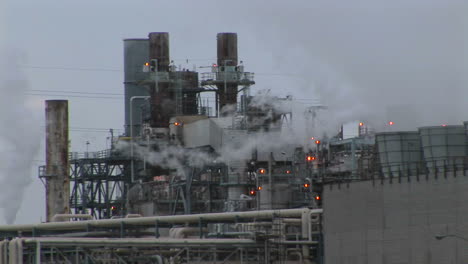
[
  {"xmin": 217, "ymin": 33, "xmax": 239, "ymax": 114},
  {"xmin": 45, "ymin": 100, "xmax": 69, "ymax": 222},
  {"xmin": 148, "ymin": 32, "xmax": 174, "ymax": 128}
]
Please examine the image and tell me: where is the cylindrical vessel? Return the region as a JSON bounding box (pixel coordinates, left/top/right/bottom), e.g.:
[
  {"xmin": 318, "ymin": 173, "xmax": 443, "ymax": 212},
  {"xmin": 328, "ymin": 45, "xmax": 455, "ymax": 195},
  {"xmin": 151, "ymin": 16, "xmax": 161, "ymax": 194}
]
[
  {"xmin": 148, "ymin": 32, "xmax": 173, "ymax": 128},
  {"xmin": 148, "ymin": 32, "xmax": 170, "ymax": 72},
  {"xmin": 375, "ymin": 132, "xmax": 422, "ymax": 177},
  {"xmin": 216, "ymin": 33, "xmax": 238, "ymax": 114},
  {"xmin": 45, "ymin": 100, "xmax": 69, "ymax": 222},
  {"xmin": 124, "ymin": 38, "xmax": 150, "ymax": 136},
  {"xmin": 419, "ymin": 125, "xmax": 467, "ymax": 173},
  {"xmin": 217, "ymin": 33, "xmax": 238, "ymax": 67}
]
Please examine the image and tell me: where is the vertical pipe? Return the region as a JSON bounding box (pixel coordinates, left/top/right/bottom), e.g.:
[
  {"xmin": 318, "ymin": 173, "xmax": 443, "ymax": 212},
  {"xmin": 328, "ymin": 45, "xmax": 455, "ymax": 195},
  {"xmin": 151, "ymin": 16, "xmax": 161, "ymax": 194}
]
[
  {"xmin": 45, "ymin": 100, "xmax": 69, "ymax": 222},
  {"xmin": 217, "ymin": 33, "xmax": 238, "ymax": 114},
  {"xmin": 268, "ymin": 152, "xmax": 273, "ymax": 210}
]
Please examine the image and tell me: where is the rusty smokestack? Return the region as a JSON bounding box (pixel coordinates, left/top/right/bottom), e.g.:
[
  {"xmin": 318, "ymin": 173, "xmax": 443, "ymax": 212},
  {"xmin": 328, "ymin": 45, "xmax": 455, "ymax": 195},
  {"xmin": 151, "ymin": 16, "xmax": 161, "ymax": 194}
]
[
  {"xmin": 45, "ymin": 100, "xmax": 69, "ymax": 222},
  {"xmin": 148, "ymin": 32, "xmax": 170, "ymax": 72},
  {"xmin": 148, "ymin": 32, "xmax": 174, "ymax": 128},
  {"xmin": 217, "ymin": 33, "xmax": 239, "ymax": 114}
]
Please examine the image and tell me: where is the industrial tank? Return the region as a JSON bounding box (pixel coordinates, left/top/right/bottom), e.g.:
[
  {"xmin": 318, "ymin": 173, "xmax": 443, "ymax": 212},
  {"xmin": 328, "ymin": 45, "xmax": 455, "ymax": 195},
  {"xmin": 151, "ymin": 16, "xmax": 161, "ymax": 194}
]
[
  {"xmin": 375, "ymin": 132, "xmax": 422, "ymax": 177},
  {"xmin": 124, "ymin": 39, "xmax": 150, "ymax": 137},
  {"xmin": 419, "ymin": 125, "xmax": 466, "ymax": 173}
]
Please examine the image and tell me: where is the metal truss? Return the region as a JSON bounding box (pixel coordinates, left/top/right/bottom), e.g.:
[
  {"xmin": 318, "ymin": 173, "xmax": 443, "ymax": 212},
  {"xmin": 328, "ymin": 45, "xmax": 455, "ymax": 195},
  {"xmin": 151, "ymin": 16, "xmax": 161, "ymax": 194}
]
[{"xmin": 69, "ymin": 154, "xmax": 131, "ymax": 219}]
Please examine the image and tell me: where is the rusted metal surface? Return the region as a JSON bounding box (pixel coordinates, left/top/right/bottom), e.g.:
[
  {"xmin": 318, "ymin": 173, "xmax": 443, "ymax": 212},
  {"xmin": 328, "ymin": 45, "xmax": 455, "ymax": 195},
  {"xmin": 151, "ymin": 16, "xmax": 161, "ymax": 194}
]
[
  {"xmin": 216, "ymin": 33, "xmax": 239, "ymax": 114},
  {"xmin": 45, "ymin": 100, "xmax": 69, "ymax": 222},
  {"xmin": 217, "ymin": 33, "xmax": 238, "ymax": 67},
  {"xmin": 148, "ymin": 32, "xmax": 170, "ymax": 72},
  {"xmin": 148, "ymin": 32, "xmax": 173, "ymax": 128}
]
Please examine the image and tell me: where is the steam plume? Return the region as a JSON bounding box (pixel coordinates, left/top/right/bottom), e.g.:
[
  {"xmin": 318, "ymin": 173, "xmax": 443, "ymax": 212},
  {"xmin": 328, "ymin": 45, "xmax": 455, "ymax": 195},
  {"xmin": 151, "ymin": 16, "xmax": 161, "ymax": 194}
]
[{"xmin": 0, "ymin": 50, "xmax": 41, "ymax": 224}]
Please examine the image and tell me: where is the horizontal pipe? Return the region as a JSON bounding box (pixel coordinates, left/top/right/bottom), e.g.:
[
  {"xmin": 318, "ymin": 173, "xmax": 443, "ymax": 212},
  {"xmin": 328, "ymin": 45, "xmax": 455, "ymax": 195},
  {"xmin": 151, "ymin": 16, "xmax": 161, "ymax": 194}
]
[
  {"xmin": 51, "ymin": 214, "xmax": 93, "ymax": 222},
  {"xmin": 0, "ymin": 208, "xmax": 321, "ymax": 234},
  {"xmin": 21, "ymin": 238, "xmax": 255, "ymax": 247},
  {"xmin": 269, "ymin": 240, "xmax": 319, "ymax": 245}
]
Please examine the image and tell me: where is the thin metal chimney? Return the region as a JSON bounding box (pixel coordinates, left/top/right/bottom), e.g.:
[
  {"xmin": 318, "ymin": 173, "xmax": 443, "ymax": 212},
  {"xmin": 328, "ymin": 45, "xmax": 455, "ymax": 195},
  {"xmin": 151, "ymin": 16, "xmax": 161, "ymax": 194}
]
[{"xmin": 45, "ymin": 100, "xmax": 69, "ymax": 222}]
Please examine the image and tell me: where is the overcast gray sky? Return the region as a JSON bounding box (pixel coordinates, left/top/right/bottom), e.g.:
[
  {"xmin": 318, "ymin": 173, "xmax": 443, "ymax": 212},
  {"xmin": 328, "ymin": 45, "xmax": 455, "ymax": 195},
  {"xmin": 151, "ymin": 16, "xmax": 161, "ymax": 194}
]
[{"xmin": 1, "ymin": 0, "xmax": 467, "ymax": 224}]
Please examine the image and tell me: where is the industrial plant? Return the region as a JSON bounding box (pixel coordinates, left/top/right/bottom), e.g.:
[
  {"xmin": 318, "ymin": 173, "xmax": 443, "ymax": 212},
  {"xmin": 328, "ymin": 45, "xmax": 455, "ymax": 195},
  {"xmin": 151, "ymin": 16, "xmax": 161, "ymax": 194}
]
[{"xmin": 0, "ymin": 32, "xmax": 466, "ymax": 264}]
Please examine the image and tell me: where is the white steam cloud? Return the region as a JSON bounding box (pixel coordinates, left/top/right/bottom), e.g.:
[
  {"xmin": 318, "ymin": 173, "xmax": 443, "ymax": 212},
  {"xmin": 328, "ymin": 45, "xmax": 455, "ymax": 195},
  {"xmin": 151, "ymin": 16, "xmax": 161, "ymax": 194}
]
[
  {"xmin": 241, "ymin": 0, "xmax": 468, "ymax": 132},
  {"xmin": 0, "ymin": 50, "xmax": 41, "ymax": 224}
]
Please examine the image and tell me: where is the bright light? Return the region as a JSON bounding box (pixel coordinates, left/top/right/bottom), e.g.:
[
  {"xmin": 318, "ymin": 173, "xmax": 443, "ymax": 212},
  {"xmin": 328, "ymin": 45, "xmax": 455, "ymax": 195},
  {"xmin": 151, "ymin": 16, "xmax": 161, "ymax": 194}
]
[
  {"xmin": 310, "ymin": 137, "xmax": 315, "ymax": 140},
  {"xmin": 249, "ymin": 190, "xmax": 256, "ymax": 195},
  {"xmin": 257, "ymin": 186, "xmax": 263, "ymax": 191},
  {"xmin": 442, "ymin": 124, "xmax": 447, "ymax": 127},
  {"xmin": 285, "ymin": 170, "xmax": 291, "ymax": 174},
  {"xmin": 174, "ymin": 122, "xmax": 181, "ymax": 126},
  {"xmin": 306, "ymin": 156, "xmax": 316, "ymax": 161},
  {"xmin": 259, "ymin": 169, "xmax": 266, "ymax": 174},
  {"xmin": 388, "ymin": 121, "xmax": 394, "ymax": 125},
  {"xmin": 144, "ymin": 62, "xmax": 150, "ymax": 66},
  {"xmin": 111, "ymin": 206, "xmax": 116, "ymax": 210},
  {"xmin": 315, "ymin": 195, "xmax": 321, "ymax": 201},
  {"xmin": 303, "ymin": 183, "xmax": 310, "ymax": 188},
  {"xmin": 359, "ymin": 122, "xmax": 364, "ymax": 127},
  {"xmin": 315, "ymin": 140, "xmax": 321, "ymax": 144}
]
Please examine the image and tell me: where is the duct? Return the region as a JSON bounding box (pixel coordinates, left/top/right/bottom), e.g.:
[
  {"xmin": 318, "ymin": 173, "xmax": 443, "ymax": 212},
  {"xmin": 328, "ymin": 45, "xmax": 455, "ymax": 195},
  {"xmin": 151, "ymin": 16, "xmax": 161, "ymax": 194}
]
[
  {"xmin": 0, "ymin": 208, "xmax": 321, "ymax": 234},
  {"xmin": 51, "ymin": 214, "xmax": 92, "ymax": 222}
]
